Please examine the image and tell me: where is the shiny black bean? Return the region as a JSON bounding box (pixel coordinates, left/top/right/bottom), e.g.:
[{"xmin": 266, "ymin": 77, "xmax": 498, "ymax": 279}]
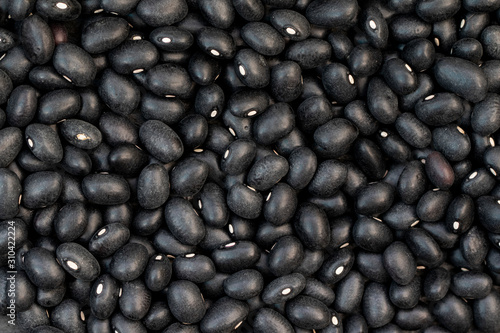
[
  {"xmin": 286, "ymin": 39, "xmax": 331, "ymax": 70},
  {"xmin": 0, "ymin": 46, "xmax": 32, "ymax": 85},
  {"xmin": 367, "ymin": 77, "xmax": 400, "ymax": 124},
  {"xmin": 267, "ymin": 235, "xmax": 303, "ymax": 276},
  {"xmin": 233, "ymin": 48, "xmax": 269, "ymax": 89},
  {"xmin": 56, "ymin": 242, "xmax": 100, "ymax": 281},
  {"xmin": 81, "ymin": 17, "xmax": 129, "ymax": 54},
  {"xmin": 227, "ymin": 89, "xmax": 270, "ymax": 118},
  {"xmin": 140, "ymin": 93, "xmax": 186, "ymax": 125},
  {"xmin": 171, "ymin": 158, "xmax": 209, "ymax": 197},
  {"xmin": 262, "ymin": 273, "xmax": 306, "ymax": 305},
  {"xmin": 108, "ymin": 40, "xmax": 158, "ymax": 75},
  {"xmin": 361, "ymin": 6, "xmax": 388, "ymax": 49},
  {"xmin": 417, "ymin": 189, "xmax": 452, "ymax": 222},
  {"xmin": 150, "ymin": 26, "xmax": 193, "ymax": 52},
  {"xmin": 396, "ymin": 111, "xmax": 433, "ymax": 148},
  {"xmin": 405, "ymin": 228, "xmax": 443, "ymax": 268},
  {"xmin": 294, "ymin": 203, "xmax": 330, "ymax": 250},
  {"xmin": 20, "ymin": 14, "xmax": 54, "ymax": 66},
  {"xmin": 382, "ymin": 58, "xmax": 417, "ymax": 95},
  {"xmin": 0, "ymin": 127, "xmax": 22, "ymax": 168},
  {"xmin": 61, "ymin": 119, "xmax": 102, "ymax": 150},
  {"xmin": 314, "ymin": 118, "xmax": 358, "ymax": 158},
  {"xmin": 110, "ymin": 312, "xmax": 146, "ymax": 333},
  {"xmin": 352, "ymin": 138, "xmax": 386, "ymax": 180},
  {"xmin": 415, "ymin": 91, "xmax": 465, "ymax": 127},
  {"xmin": 53, "ymin": 202, "xmax": 87, "ymax": 242},
  {"xmin": 269, "ymin": 61, "xmax": 302, "ymax": 102},
  {"xmin": 36, "ymin": 0, "xmax": 81, "ymax": 21},
  {"xmin": 471, "ymin": 93, "xmax": 500, "ymax": 136},
  {"xmin": 389, "ymin": 275, "xmax": 420, "ymax": 310},
  {"xmin": 317, "ymin": 248, "xmax": 354, "ymax": 284},
  {"xmin": 143, "ymin": 253, "xmax": 172, "ymax": 292},
  {"xmin": 308, "ymin": 160, "xmax": 347, "ymax": 197},
  {"xmin": 451, "ymin": 271, "xmax": 492, "ymax": 299},
  {"xmin": 99, "ymin": 69, "xmax": 140, "ymax": 116},
  {"xmin": 221, "ymin": 139, "xmax": 256, "ymax": 176},
  {"xmin": 322, "ymin": 62, "xmax": 356, "ymax": 105},
  {"xmin": 347, "ymin": 45, "xmax": 381, "ymax": 80},
  {"xmin": 24, "ymin": 247, "xmax": 65, "ymax": 289},
  {"xmin": 433, "ymin": 125, "xmax": 471, "ymax": 162},
  {"xmin": 173, "ymin": 253, "xmax": 215, "ymax": 284},
  {"xmin": 50, "ymin": 299, "xmax": 85, "ymax": 333},
  {"xmin": 462, "ymin": 168, "xmax": 496, "ymax": 197},
  {"xmin": 5, "ymin": 85, "xmax": 35, "ymax": 128},
  {"xmin": 461, "ymin": 225, "xmax": 489, "ymax": 268}
]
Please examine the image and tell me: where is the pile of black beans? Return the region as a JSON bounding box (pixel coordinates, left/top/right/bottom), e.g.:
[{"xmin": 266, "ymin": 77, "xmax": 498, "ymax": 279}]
[{"xmin": 1, "ymin": 0, "xmax": 500, "ymax": 332}]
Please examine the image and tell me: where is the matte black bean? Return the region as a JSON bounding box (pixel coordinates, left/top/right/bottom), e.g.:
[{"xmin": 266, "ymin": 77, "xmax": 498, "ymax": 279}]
[
  {"xmin": 367, "ymin": 77, "xmax": 400, "ymax": 124},
  {"xmin": 286, "ymin": 147, "xmax": 317, "ymax": 190},
  {"xmin": 433, "ymin": 57, "xmax": 487, "ymax": 103},
  {"xmin": 200, "ymin": 296, "xmax": 248, "ymax": 333},
  {"xmin": 360, "ymin": 6, "xmax": 388, "ymax": 49},
  {"xmin": 305, "ymin": 0, "xmax": 358, "ymax": 28},
  {"xmin": 139, "ymin": 120, "xmax": 184, "ymax": 163},
  {"xmin": 294, "ymin": 249, "xmax": 324, "ymax": 278},
  {"xmin": 220, "ymin": 139, "xmax": 255, "ymax": 176},
  {"xmin": 36, "ymin": 0, "xmax": 81, "ymax": 21},
  {"xmin": 322, "ymin": 63, "xmax": 356, "ymax": 105},
  {"xmin": 0, "ymin": 128, "xmax": 22, "ymax": 168},
  {"xmin": 143, "ymin": 301, "xmax": 173, "ymax": 331},
  {"xmin": 187, "ymin": 51, "xmax": 220, "ymax": 86},
  {"xmin": 415, "ymin": 0, "xmax": 460, "ymax": 23},
  {"xmin": 253, "ymin": 103, "xmax": 295, "ymax": 146},
  {"xmin": 269, "ymin": 9, "xmax": 309, "ymax": 42},
  {"xmin": 0, "ymin": 168, "xmax": 21, "ymax": 219},
  {"xmin": 118, "ymin": 278, "xmax": 151, "ymax": 321},
  {"xmin": 136, "ymin": 0, "xmax": 188, "ymax": 26},
  {"xmin": 389, "ymin": 275, "xmax": 420, "ymax": 310},
  {"xmin": 352, "ymin": 138, "xmax": 386, "ymax": 180},
  {"xmin": 197, "ymin": 27, "xmax": 236, "ymax": 59},
  {"xmin": 232, "ymin": 49, "xmax": 269, "ymax": 89},
  {"xmin": 461, "ymin": 167, "xmax": 495, "ymax": 197},
  {"xmin": 232, "ymin": 0, "xmax": 264, "ymax": 21},
  {"xmin": 143, "ymin": 254, "xmax": 172, "ymax": 292},
  {"xmin": 433, "ymin": 293, "xmax": 473, "ymax": 333},
  {"xmin": 57, "ymin": 241, "xmax": 100, "ymax": 281},
  {"xmin": 150, "ymin": 26, "xmax": 193, "ymax": 53},
  {"xmin": 227, "ymin": 89, "xmax": 270, "ymax": 119},
  {"xmin": 356, "ymin": 182, "xmax": 394, "ymax": 216},
  {"xmin": 81, "ymin": 17, "xmax": 129, "ymax": 54},
  {"xmin": 295, "ymin": 97, "xmax": 332, "ymax": 134},
  {"xmin": 389, "ymin": 14, "xmax": 432, "ymax": 43},
  {"xmin": 20, "ymin": 14, "xmax": 54, "ymax": 65},
  {"xmin": 136, "ymin": 163, "xmax": 169, "ymax": 210},
  {"xmin": 146, "ymin": 63, "xmax": 192, "ymax": 98},
  {"xmin": 425, "ymin": 151, "xmax": 455, "ymax": 190},
  {"xmin": 211, "ymin": 241, "xmax": 261, "ymax": 273},
  {"xmin": 400, "ymin": 39, "xmax": 434, "ymax": 73},
  {"xmin": 294, "ymin": 203, "xmax": 330, "ymax": 250},
  {"xmin": 60, "ymin": 146, "xmax": 91, "ymax": 176},
  {"xmin": 357, "ymin": 250, "xmax": 391, "ymax": 283},
  {"xmin": 50, "ymin": 299, "xmax": 85, "ymax": 333},
  {"xmin": 471, "ymin": 93, "xmax": 500, "ymax": 136},
  {"xmin": 176, "ymin": 114, "xmax": 208, "ymax": 150},
  {"xmin": 108, "ymin": 40, "xmax": 158, "ymax": 75},
  {"xmin": 24, "ymin": 123, "xmax": 63, "ymax": 164},
  {"xmin": 383, "ymin": 241, "xmax": 416, "ymax": 285},
  {"xmin": 60, "ymin": 119, "xmax": 101, "ymax": 150},
  {"xmin": 240, "ymin": 22, "xmax": 284, "ymax": 56},
  {"xmin": 432, "ymin": 125, "xmax": 471, "ymax": 162},
  {"xmin": 89, "ymin": 222, "xmax": 130, "ymax": 258},
  {"xmin": 173, "ymin": 253, "xmax": 215, "ymax": 283},
  {"xmin": 165, "ymin": 197, "xmax": 205, "ymax": 246},
  {"xmin": 140, "ymin": 93, "xmax": 186, "ymax": 125},
  {"xmin": 90, "ymin": 274, "xmax": 119, "ymax": 320},
  {"xmin": 99, "ymin": 69, "xmax": 140, "ymax": 116},
  {"xmin": 461, "ymin": 225, "xmax": 489, "ymax": 268},
  {"xmin": 152, "ymin": 228, "xmax": 196, "ymax": 257},
  {"xmin": 266, "ymin": 235, "xmax": 303, "ymax": 276},
  {"xmin": 198, "ymin": 0, "xmax": 234, "ymax": 29},
  {"xmin": 376, "ymin": 129, "xmax": 412, "ymax": 163},
  {"xmin": 82, "ymin": 173, "xmax": 130, "ymax": 205},
  {"xmin": 353, "ymin": 216, "xmax": 393, "ymax": 253},
  {"xmin": 314, "ymin": 118, "xmax": 358, "ymax": 158},
  {"xmin": 99, "ymin": 0, "xmax": 140, "ymax": 15},
  {"xmin": 308, "ymin": 160, "xmax": 347, "ymax": 197},
  {"xmin": 261, "ymin": 273, "xmax": 306, "ymax": 305},
  {"xmin": 223, "ymin": 269, "xmax": 263, "ymax": 300},
  {"xmin": 0, "ymin": 27, "xmax": 15, "ymax": 53},
  {"xmin": 343, "ymin": 313, "xmax": 368, "ymax": 333},
  {"xmin": 4, "ymin": 85, "xmax": 35, "ymax": 128},
  {"xmin": 268, "ymin": 61, "xmax": 302, "ymax": 102},
  {"xmin": 171, "ymin": 157, "xmax": 208, "ymax": 197},
  {"xmin": 473, "ymin": 290, "xmax": 500, "ymax": 333},
  {"xmin": 415, "ymin": 91, "xmax": 463, "ymax": 127},
  {"xmin": 286, "ymin": 39, "xmax": 331, "ymax": 71},
  {"xmin": 53, "ymin": 43, "xmax": 96, "ymax": 87},
  {"xmin": 245, "ymin": 154, "xmax": 288, "ymax": 191},
  {"xmin": 110, "ymin": 242, "xmax": 148, "ymax": 281},
  {"xmin": 346, "ymin": 45, "xmax": 381, "ymax": 80},
  {"xmin": 406, "ymin": 228, "xmax": 444, "ymax": 268},
  {"xmin": 450, "ymin": 271, "xmax": 492, "ymax": 300},
  {"xmin": 362, "ymin": 282, "xmax": 395, "ymax": 328},
  {"xmin": 110, "ymin": 312, "xmax": 146, "ymax": 333},
  {"xmin": 24, "ymin": 247, "xmax": 65, "ymax": 289},
  {"xmin": 0, "ymin": 46, "xmax": 33, "ymax": 85},
  {"xmin": 423, "ymin": 267, "xmax": 450, "ymax": 302},
  {"xmin": 204, "ymin": 125, "xmax": 234, "ymax": 156},
  {"xmin": 194, "ymin": 84, "xmax": 224, "ymax": 120},
  {"xmin": 255, "ymin": 221, "xmax": 293, "ymax": 249},
  {"xmin": 22, "ymin": 171, "xmax": 63, "ymax": 209},
  {"xmin": 286, "ymin": 295, "xmax": 330, "ymax": 330},
  {"xmin": 35, "ymin": 281, "xmax": 65, "ymax": 309},
  {"xmin": 416, "ymin": 189, "xmax": 452, "ymax": 222},
  {"xmin": 317, "ymin": 248, "xmax": 354, "ymax": 284},
  {"xmin": 53, "ymin": 202, "xmax": 87, "ymax": 242},
  {"xmin": 262, "ymin": 183, "xmax": 296, "ymax": 226},
  {"xmin": 253, "ymin": 308, "xmax": 294, "ymax": 333}
]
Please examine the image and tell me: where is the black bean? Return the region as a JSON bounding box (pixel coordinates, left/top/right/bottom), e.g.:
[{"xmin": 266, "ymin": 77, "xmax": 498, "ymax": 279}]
[
  {"xmin": 353, "ymin": 216, "xmax": 393, "ymax": 253},
  {"xmin": 240, "ymin": 22, "xmax": 284, "ymax": 56},
  {"xmin": 305, "ymin": 0, "xmax": 358, "ymax": 28},
  {"xmin": 198, "ymin": 0, "xmax": 234, "ymax": 29},
  {"xmin": 36, "ymin": 0, "xmax": 81, "ymax": 21},
  {"xmin": 0, "ymin": 168, "xmax": 21, "ymax": 219},
  {"xmin": 362, "ymin": 282, "xmax": 395, "ymax": 328},
  {"xmin": 473, "ymin": 290, "xmax": 500, "ymax": 333},
  {"xmin": 111, "ymin": 312, "xmax": 147, "ymax": 333},
  {"xmin": 173, "ymin": 253, "xmax": 216, "ymax": 284},
  {"xmin": 389, "ymin": 14, "xmax": 432, "ymax": 43},
  {"xmin": 417, "ymin": 189, "xmax": 452, "ymax": 222},
  {"xmin": 136, "ymin": 163, "xmax": 169, "ymax": 210},
  {"xmin": 285, "ymin": 295, "xmax": 330, "ymax": 330},
  {"xmin": 109, "ymin": 242, "xmax": 148, "ymax": 281},
  {"xmin": 24, "ymin": 247, "xmax": 65, "ymax": 289},
  {"xmin": 81, "ymin": 173, "xmax": 130, "ymax": 205},
  {"xmin": 89, "ymin": 222, "xmax": 130, "ymax": 258},
  {"xmin": 108, "ymin": 40, "xmax": 159, "ymax": 75},
  {"xmin": 383, "ymin": 241, "xmax": 416, "ymax": 285},
  {"xmin": 164, "ymin": 197, "xmax": 205, "ymax": 246},
  {"xmin": 317, "ymin": 248, "xmax": 354, "ymax": 284},
  {"xmin": 223, "ymin": 269, "xmax": 263, "ymax": 300},
  {"xmin": 20, "ymin": 14, "xmax": 54, "ymax": 65},
  {"xmin": 356, "ymin": 182, "xmax": 394, "ymax": 216},
  {"xmin": 53, "ymin": 43, "xmax": 96, "ymax": 87},
  {"xmin": 90, "ymin": 274, "xmax": 119, "ymax": 320},
  {"xmin": 139, "ymin": 120, "xmax": 184, "ymax": 163},
  {"xmin": 22, "ymin": 171, "xmax": 63, "ymax": 209},
  {"xmin": 211, "ymin": 241, "xmax": 261, "ymax": 273},
  {"xmin": 425, "ymin": 151, "xmax": 455, "ymax": 190},
  {"xmin": 53, "ymin": 202, "xmax": 87, "ymax": 242},
  {"xmin": 200, "ymin": 296, "xmax": 248, "ymax": 333},
  {"xmin": 56, "ymin": 242, "xmax": 100, "ymax": 281},
  {"xmin": 197, "ymin": 26, "xmax": 236, "ymax": 59},
  {"xmin": 143, "ymin": 301, "xmax": 173, "ymax": 331},
  {"xmin": 81, "ymin": 17, "xmax": 129, "ymax": 55},
  {"xmin": 267, "ymin": 235, "xmax": 304, "ymax": 276},
  {"xmin": 471, "ymin": 93, "xmax": 500, "ymax": 136},
  {"xmin": 253, "ymin": 308, "xmax": 294, "ymax": 333},
  {"xmin": 136, "ymin": 0, "xmax": 188, "ymax": 27},
  {"xmin": 433, "ymin": 293, "xmax": 473, "ymax": 333},
  {"xmin": 118, "ymin": 278, "xmax": 151, "ymax": 321}
]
